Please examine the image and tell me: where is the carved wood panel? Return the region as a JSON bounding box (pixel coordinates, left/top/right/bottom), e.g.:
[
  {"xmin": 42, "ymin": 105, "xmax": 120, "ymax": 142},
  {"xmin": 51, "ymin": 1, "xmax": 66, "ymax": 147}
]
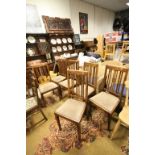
[{"xmin": 42, "ymin": 16, "xmax": 73, "ymax": 34}]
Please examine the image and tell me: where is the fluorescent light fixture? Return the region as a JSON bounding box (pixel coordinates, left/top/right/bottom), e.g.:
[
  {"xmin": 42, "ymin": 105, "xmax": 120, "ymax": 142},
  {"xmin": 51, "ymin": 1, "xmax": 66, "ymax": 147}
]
[{"xmin": 126, "ymin": 2, "xmax": 129, "ymax": 6}]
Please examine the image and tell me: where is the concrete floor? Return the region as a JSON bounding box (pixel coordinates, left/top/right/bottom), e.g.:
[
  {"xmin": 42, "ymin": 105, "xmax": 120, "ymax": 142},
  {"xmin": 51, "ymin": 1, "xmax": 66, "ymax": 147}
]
[{"xmin": 26, "ymin": 92, "xmax": 129, "ymax": 155}]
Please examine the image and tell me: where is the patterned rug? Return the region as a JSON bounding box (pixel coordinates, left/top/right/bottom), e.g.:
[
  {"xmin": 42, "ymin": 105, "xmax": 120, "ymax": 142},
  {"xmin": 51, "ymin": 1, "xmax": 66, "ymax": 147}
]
[{"xmin": 35, "ymin": 109, "xmax": 109, "ymax": 155}]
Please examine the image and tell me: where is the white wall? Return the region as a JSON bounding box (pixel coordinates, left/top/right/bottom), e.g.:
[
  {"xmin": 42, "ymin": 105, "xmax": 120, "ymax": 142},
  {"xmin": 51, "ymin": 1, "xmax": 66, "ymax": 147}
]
[
  {"xmin": 70, "ymin": 0, "xmax": 95, "ymax": 40},
  {"xmin": 26, "ymin": 0, "xmax": 115, "ymax": 40},
  {"xmin": 94, "ymin": 6, "xmax": 114, "ymax": 36}
]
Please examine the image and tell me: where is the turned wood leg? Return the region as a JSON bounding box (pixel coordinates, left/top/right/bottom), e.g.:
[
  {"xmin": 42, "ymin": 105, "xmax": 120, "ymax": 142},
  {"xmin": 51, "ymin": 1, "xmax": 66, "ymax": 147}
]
[
  {"xmin": 111, "ymin": 119, "xmax": 121, "ymax": 140},
  {"xmin": 77, "ymin": 123, "xmax": 81, "ymax": 142},
  {"xmin": 55, "ymin": 114, "xmax": 61, "ymax": 130}
]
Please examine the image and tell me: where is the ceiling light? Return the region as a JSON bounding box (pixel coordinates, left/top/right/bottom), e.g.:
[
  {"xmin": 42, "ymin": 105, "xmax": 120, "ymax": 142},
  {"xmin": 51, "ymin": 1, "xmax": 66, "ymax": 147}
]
[{"xmin": 126, "ymin": 2, "xmax": 129, "ymax": 6}]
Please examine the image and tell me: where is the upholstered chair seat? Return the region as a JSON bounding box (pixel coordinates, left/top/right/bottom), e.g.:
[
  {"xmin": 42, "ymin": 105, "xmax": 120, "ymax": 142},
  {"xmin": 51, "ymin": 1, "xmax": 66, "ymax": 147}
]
[
  {"xmin": 55, "ymin": 98, "xmax": 86, "ymax": 123},
  {"xmin": 89, "ymin": 92, "xmax": 120, "ymax": 114}
]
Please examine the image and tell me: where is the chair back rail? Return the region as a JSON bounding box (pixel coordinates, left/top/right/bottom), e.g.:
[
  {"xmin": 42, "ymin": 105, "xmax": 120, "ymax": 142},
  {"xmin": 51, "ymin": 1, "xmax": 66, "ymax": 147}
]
[
  {"xmin": 83, "ymin": 62, "xmax": 98, "ymax": 89},
  {"xmin": 103, "ymin": 65, "xmax": 128, "ymax": 99},
  {"xmin": 105, "ymin": 43, "xmax": 116, "ymax": 54},
  {"xmin": 67, "ymin": 59, "xmax": 79, "ymax": 70},
  {"xmin": 29, "ymin": 63, "xmax": 51, "ymax": 85},
  {"xmin": 122, "ymin": 41, "xmax": 129, "ymax": 53}
]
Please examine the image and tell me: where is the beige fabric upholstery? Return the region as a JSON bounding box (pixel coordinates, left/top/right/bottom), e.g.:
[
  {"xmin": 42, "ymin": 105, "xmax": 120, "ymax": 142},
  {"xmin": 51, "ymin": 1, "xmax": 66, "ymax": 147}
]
[
  {"xmin": 59, "ymin": 79, "xmax": 68, "ymax": 88},
  {"xmin": 51, "ymin": 75, "xmax": 66, "ymax": 83},
  {"xmin": 89, "ymin": 92, "xmax": 119, "ymax": 114},
  {"xmin": 39, "ymin": 82, "xmax": 58, "ymax": 93},
  {"xmin": 55, "ymin": 98, "xmax": 86, "ymax": 123},
  {"xmin": 74, "ymin": 84, "xmax": 95, "ymax": 97},
  {"xmin": 119, "ymin": 106, "xmax": 129, "ymax": 126},
  {"xmin": 26, "ymin": 97, "xmax": 37, "ymax": 111}
]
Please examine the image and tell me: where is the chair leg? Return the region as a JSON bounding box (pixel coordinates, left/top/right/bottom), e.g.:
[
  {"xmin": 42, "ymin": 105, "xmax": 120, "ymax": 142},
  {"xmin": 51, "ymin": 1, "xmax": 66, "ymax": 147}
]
[
  {"xmin": 76, "ymin": 123, "xmax": 81, "ymax": 142},
  {"xmin": 108, "ymin": 113, "xmax": 111, "ymax": 131},
  {"xmin": 39, "ymin": 107, "xmax": 47, "ymax": 120},
  {"xmin": 41, "ymin": 94, "xmax": 46, "ymax": 107},
  {"xmin": 58, "ymin": 86, "xmax": 62, "ymax": 100},
  {"xmin": 55, "ymin": 114, "xmax": 61, "ymax": 130},
  {"xmin": 111, "ymin": 119, "xmax": 121, "ymax": 140}
]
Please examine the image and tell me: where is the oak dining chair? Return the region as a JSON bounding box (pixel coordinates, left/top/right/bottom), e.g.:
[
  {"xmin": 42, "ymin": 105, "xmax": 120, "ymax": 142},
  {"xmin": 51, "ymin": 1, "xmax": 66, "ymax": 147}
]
[
  {"xmin": 54, "ymin": 70, "xmax": 88, "ymax": 142},
  {"xmin": 89, "ymin": 65, "xmax": 128, "ymax": 131}
]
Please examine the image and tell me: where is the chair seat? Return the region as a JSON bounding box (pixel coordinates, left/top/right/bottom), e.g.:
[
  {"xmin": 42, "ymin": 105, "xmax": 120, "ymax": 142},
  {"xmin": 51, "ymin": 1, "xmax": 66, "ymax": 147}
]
[
  {"xmin": 119, "ymin": 106, "xmax": 129, "ymax": 126},
  {"xmin": 74, "ymin": 85, "xmax": 95, "ymax": 97},
  {"xmin": 51, "ymin": 75, "xmax": 66, "ymax": 83},
  {"xmin": 55, "ymin": 98, "xmax": 86, "ymax": 123},
  {"xmin": 26, "ymin": 97, "xmax": 37, "ymax": 112},
  {"xmin": 89, "ymin": 91, "xmax": 120, "ymax": 114},
  {"xmin": 39, "ymin": 82, "xmax": 58, "ymax": 93}
]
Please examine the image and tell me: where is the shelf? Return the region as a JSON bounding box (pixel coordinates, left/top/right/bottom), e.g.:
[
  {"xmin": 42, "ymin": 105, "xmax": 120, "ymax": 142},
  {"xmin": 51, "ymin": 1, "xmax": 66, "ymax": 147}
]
[
  {"xmin": 26, "ymin": 54, "xmax": 46, "ymax": 58},
  {"xmin": 50, "ymin": 42, "xmax": 74, "ymax": 46}
]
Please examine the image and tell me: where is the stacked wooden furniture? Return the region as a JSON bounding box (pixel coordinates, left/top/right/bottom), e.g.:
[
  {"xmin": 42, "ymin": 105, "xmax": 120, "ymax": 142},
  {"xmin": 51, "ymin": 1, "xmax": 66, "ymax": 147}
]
[
  {"xmin": 83, "ymin": 40, "xmax": 97, "ymax": 52},
  {"xmin": 104, "ymin": 43, "xmax": 116, "ymax": 60},
  {"xmin": 96, "ymin": 34, "xmax": 104, "ymax": 57},
  {"xmin": 119, "ymin": 41, "xmax": 129, "ymax": 60}
]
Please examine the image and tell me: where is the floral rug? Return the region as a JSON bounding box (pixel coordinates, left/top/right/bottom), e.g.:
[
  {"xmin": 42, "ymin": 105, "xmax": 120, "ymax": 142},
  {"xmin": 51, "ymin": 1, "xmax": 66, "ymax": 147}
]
[{"xmin": 35, "ymin": 109, "xmax": 109, "ymax": 155}]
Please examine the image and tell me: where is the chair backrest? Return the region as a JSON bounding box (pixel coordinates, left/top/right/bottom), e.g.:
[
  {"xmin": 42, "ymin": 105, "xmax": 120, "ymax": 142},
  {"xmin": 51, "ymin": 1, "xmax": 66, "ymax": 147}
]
[
  {"xmin": 30, "ymin": 62, "xmax": 51, "ymax": 85},
  {"xmin": 67, "ymin": 59, "xmax": 79, "ymax": 70},
  {"xmin": 105, "ymin": 43, "xmax": 116, "ymax": 54},
  {"xmin": 121, "ymin": 41, "xmax": 129, "ymax": 53},
  {"xmin": 57, "ymin": 59, "xmax": 68, "ymax": 77},
  {"xmin": 26, "ymin": 68, "xmax": 38, "ymax": 99},
  {"xmin": 57, "ymin": 59, "xmax": 79, "ymax": 77},
  {"xmin": 83, "ymin": 62, "xmax": 98, "ymax": 89},
  {"xmin": 67, "ymin": 70, "xmax": 88, "ymax": 102},
  {"xmin": 103, "ymin": 65, "xmax": 128, "ymax": 99}
]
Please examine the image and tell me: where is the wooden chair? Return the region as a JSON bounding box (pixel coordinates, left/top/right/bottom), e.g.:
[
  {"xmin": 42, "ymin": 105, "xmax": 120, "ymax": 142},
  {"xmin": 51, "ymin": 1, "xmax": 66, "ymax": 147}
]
[
  {"xmin": 111, "ymin": 80, "xmax": 129, "ymax": 139},
  {"xmin": 83, "ymin": 62, "xmax": 98, "ymax": 97},
  {"xmin": 31, "ymin": 62, "xmax": 61, "ymax": 106},
  {"xmin": 54, "ymin": 70, "xmax": 88, "ymax": 142},
  {"xmin": 104, "ymin": 43, "xmax": 116, "ymax": 60},
  {"xmin": 58, "ymin": 59, "xmax": 79, "ymax": 95},
  {"xmin": 51, "ymin": 59, "xmax": 67, "ymax": 83},
  {"xmin": 89, "ymin": 65, "xmax": 128, "ymax": 130},
  {"xmin": 119, "ymin": 41, "xmax": 129, "ymax": 61},
  {"xmin": 26, "ymin": 68, "xmax": 47, "ymax": 130}
]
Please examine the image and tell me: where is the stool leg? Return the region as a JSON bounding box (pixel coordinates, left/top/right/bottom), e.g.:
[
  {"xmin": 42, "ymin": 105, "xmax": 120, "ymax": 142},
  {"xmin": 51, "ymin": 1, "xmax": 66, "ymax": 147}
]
[
  {"xmin": 111, "ymin": 119, "xmax": 121, "ymax": 140},
  {"xmin": 55, "ymin": 114, "xmax": 61, "ymax": 130}
]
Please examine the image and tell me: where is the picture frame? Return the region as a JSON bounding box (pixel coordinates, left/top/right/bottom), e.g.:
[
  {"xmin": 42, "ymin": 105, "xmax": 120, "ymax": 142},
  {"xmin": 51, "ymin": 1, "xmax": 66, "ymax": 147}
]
[{"xmin": 79, "ymin": 12, "xmax": 88, "ymax": 34}]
